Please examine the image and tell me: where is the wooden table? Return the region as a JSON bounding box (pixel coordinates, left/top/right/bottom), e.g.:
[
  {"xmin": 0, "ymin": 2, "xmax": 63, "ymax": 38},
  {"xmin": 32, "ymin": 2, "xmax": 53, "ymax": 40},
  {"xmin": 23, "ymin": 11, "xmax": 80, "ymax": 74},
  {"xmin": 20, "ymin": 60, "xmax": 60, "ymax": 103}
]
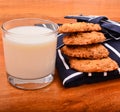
[{"xmin": 0, "ymin": 0, "xmax": 120, "ymax": 111}]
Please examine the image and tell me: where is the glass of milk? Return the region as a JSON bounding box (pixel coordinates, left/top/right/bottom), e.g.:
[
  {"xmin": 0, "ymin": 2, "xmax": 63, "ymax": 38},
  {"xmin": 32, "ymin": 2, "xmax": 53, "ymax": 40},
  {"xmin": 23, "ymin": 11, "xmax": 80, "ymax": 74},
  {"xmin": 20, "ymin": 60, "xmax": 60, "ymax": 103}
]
[{"xmin": 1, "ymin": 18, "xmax": 58, "ymax": 90}]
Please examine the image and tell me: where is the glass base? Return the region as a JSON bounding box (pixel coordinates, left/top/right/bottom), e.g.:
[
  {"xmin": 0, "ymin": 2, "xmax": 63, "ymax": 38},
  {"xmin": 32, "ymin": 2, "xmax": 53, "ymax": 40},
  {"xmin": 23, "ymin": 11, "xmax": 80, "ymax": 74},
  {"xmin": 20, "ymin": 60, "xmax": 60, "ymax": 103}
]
[{"xmin": 7, "ymin": 74, "xmax": 54, "ymax": 90}]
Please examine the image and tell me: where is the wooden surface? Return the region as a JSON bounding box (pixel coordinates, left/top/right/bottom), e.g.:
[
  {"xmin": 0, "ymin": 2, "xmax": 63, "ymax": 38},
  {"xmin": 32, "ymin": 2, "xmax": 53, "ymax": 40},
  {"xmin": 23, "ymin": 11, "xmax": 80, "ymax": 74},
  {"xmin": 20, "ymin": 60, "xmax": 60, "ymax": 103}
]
[{"xmin": 0, "ymin": 0, "xmax": 120, "ymax": 112}]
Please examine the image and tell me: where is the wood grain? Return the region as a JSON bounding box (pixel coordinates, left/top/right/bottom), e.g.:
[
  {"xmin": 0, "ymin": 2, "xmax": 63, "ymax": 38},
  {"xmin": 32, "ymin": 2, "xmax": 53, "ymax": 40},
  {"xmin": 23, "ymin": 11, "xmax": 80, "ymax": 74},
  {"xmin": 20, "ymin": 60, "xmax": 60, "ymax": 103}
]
[{"xmin": 0, "ymin": 0, "xmax": 120, "ymax": 112}]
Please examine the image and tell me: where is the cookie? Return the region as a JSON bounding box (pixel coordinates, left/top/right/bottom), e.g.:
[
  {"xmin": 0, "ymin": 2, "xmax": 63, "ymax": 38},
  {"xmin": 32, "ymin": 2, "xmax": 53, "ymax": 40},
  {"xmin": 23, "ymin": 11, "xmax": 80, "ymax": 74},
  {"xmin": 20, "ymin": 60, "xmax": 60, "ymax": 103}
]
[
  {"xmin": 63, "ymin": 31, "xmax": 106, "ymax": 45},
  {"xmin": 58, "ymin": 22, "xmax": 101, "ymax": 33},
  {"xmin": 61, "ymin": 44, "xmax": 109, "ymax": 59},
  {"xmin": 69, "ymin": 57, "xmax": 119, "ymax": 72}
]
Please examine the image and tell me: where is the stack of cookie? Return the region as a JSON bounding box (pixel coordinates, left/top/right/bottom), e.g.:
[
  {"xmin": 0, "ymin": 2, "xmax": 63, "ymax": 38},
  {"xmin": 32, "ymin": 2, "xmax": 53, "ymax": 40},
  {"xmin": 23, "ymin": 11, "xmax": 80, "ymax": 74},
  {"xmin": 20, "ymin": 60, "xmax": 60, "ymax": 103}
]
[{"xmin": 58, "ymin": 22, "xmax": 118, "ymax": 73}]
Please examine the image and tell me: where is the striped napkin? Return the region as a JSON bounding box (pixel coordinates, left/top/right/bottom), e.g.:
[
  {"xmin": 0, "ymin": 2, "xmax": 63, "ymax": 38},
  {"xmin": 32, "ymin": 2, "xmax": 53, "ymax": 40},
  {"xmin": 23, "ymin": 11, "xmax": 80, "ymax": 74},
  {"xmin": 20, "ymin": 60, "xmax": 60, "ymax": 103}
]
[{"xmin": 56, "ymin": 15, "xmax": 120, "ymax": 87}]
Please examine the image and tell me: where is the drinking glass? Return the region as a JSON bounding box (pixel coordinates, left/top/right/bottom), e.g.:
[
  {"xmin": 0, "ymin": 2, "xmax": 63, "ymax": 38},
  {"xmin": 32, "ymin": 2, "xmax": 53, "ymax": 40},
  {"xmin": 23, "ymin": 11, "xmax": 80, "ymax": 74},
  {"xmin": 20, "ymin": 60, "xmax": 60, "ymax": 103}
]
[{"xmin": 1, "ymin": 18, "xmax": 58, "ymax": 90}]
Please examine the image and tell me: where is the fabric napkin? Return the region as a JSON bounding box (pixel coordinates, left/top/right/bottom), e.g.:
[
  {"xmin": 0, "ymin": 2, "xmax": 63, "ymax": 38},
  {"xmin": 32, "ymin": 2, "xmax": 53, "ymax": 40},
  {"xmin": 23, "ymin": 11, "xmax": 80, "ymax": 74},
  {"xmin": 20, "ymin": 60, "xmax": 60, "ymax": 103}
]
[{"xmin": 56, "ymin": 15, "xmax": 120, "ymax": 87}]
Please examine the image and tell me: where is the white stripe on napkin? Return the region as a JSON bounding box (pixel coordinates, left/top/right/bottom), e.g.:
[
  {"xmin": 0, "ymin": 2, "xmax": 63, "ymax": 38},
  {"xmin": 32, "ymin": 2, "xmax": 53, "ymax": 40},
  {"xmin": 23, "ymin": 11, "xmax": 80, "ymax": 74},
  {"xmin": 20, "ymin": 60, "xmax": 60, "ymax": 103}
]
[
  {"xmin": 42, "ymin": 24, "xmax": 47, "ymax": 28},
  {"xmin": 63, "ymin": 72, "xmax": 83, "ymax": 85},
  {"xmin": 117, "ymin": 68, "xmax": 120, "ymax": 74},
  {"xmin": 88, "ymin": 73, "xmax": 92, "ymax": 76},
  {"xmin": 104, "ymin": 43, "xmax": 120, "ymax": 58},
  {"xmin": 57, "ymin": 33, "xmax": 63, "ymax": 37},
  {"xmin": 108, "ymin": 20, "xmax": 120, "ymax": 27},
  {"xmin": 52, "ymin": 24, "xmax": 56, "ymax": 30},
  {"xmin": 58, "ymin": 49, "xmax": 69, "ymax": 69},
  {"xmin": 103, "ymin": 72, "xmax": 107, "ymax": 76}
]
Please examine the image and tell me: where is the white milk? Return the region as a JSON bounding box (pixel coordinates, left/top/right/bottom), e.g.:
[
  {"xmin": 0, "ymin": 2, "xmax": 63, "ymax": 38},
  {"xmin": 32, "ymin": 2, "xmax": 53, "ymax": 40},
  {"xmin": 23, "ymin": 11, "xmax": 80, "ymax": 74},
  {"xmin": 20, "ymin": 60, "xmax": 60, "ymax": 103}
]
[{"xmin": 3, "ymin": 26, "xmax": 57, "ymax": 79}]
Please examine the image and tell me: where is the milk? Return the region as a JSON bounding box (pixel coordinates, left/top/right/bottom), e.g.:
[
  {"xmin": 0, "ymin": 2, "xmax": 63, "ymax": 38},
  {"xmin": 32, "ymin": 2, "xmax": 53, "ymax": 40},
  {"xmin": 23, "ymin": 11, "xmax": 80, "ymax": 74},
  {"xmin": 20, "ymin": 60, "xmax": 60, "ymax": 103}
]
[{"xmin": 3, "ymin": 26, "xmax": 57, "ymax": 79}]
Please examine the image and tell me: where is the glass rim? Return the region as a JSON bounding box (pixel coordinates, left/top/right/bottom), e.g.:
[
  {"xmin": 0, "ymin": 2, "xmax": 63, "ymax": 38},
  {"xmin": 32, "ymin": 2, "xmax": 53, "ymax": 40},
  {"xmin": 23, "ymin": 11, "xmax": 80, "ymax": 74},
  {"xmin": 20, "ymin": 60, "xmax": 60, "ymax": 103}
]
[{"xmin": 1, "ymin": 18, "xmax": 58, "ymax": 36}]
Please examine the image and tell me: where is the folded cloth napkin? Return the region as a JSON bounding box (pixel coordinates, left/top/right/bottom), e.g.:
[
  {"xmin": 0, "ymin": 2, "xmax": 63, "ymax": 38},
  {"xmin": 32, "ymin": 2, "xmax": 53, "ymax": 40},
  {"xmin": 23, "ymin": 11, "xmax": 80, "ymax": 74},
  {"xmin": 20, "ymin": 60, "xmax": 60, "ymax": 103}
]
[{"xmin": 56, "ymin": 15, "xmax": 120, "ymax": 87}]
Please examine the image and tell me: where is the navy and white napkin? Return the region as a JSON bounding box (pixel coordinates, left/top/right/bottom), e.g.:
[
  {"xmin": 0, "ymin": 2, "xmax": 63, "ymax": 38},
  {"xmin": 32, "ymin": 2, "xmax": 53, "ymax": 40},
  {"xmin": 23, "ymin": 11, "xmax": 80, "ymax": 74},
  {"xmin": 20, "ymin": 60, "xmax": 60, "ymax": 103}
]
[{"xmin": 56, "ymin": 15, "xmax": 120, "ymax": 88}]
